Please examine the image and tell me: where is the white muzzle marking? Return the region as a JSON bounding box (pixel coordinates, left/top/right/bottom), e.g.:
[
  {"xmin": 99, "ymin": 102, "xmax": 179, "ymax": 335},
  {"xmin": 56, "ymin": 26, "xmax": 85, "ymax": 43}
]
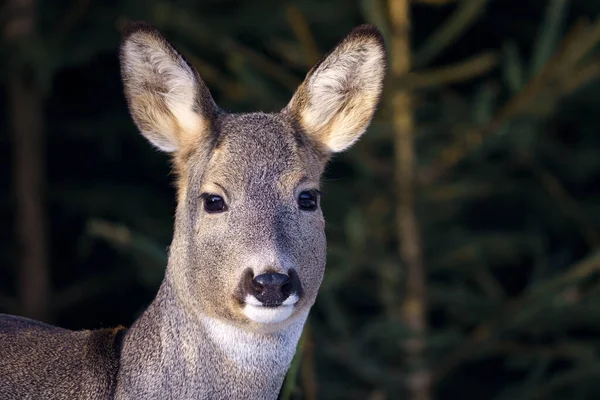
[{"xmin": 243, "ymin": 294, "xmax": 299, "ymax": 324}]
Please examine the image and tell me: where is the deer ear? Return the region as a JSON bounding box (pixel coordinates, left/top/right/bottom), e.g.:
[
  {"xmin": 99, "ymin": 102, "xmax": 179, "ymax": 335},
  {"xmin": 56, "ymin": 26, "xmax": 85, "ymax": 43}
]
[
  {"xmin": 285, "ymin": 25, "xmax": 386, "ymax": 153},
  {"xmin": 119, "ymin": 22, "xmax": 218, "ymax": 153}
]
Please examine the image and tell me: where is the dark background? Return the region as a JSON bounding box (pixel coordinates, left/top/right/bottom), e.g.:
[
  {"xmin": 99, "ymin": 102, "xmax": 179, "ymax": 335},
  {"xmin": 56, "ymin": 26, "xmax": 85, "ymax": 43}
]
[{"xmin": 2, "ymin": 0, "xmax": 600, "ymax": 399}]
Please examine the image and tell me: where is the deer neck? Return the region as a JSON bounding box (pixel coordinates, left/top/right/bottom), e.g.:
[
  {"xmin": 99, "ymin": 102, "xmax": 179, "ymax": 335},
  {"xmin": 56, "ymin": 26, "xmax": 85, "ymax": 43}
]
[{"xmin": 115, "ymin": 274, "xmax": 306, "ymax": 399}]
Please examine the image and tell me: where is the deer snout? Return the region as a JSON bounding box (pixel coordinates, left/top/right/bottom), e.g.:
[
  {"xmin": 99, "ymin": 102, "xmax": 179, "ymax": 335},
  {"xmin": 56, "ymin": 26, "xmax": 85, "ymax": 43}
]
[
  {"xmin": 251, "ymin": 273, "xmax": 292, "ymax": 307},
  {"xmin": 238, "ymin": 269, "xmax": 303, "ymax": 307},
  {"xmin": 237, "ymin": 269, "xmax": 304, "ymax": 324}
]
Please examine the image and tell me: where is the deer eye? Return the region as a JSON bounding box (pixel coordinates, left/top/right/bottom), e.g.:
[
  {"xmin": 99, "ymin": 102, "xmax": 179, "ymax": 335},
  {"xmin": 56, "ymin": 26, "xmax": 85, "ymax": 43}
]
[
  {"xmin": 203, "ymin": 194, "xmax": 227, "ymax": 213},
  {"xmin": 298, "ymin": 190, "xmax": 318, "ymax": 211}
]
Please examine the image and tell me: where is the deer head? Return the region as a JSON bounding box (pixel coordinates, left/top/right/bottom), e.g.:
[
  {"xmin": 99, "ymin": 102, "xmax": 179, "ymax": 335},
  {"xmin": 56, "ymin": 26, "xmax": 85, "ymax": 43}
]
[{"xmin": 119, "ymin": 22, "xmax": 386, "ymax": 333}]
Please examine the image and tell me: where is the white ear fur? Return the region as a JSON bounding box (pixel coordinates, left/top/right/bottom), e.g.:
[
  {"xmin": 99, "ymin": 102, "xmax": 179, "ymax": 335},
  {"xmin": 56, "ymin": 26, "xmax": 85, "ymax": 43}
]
[
  {"xmin": 120, "ymin": 22, "xmax": 217, "ymax": 152},
  {"xmin": 286, "ymin": 25, "xmax": 387, "ymax": 153}
]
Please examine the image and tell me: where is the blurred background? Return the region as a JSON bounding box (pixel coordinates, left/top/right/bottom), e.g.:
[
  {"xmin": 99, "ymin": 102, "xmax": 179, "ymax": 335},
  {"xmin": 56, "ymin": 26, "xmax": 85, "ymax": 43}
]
[{"xmin": 1, "ymin": 0, "xmax": 600, "ymax": 399}]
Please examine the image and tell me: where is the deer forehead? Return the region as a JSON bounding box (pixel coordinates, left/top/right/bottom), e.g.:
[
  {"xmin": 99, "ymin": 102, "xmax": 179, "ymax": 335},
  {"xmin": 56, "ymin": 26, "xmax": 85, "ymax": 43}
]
[{"xmin": 187, "ymin": 113, "xmax": 324, "ymax": 196}]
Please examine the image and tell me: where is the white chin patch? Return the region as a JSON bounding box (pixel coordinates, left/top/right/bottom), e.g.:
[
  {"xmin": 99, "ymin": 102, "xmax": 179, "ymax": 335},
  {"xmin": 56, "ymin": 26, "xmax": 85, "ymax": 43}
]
[{"xmin": 243, "ymin": 294, "xmax": 299, "ymax": 324}]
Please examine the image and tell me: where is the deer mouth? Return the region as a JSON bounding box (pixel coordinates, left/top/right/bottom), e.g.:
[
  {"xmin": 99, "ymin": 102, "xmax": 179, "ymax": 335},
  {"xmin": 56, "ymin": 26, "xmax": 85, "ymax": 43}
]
[
  {"xmin": 245, "ymin": 292, "xmax": 299, "ymax": 308},
  {"xmin": 242, "ymin": 294, "xmax": 299, "ymax": 324}
]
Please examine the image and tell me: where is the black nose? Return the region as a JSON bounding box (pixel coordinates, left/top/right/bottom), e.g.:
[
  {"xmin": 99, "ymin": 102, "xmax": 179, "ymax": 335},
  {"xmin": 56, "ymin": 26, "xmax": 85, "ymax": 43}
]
[
  {"xmin": 251, "ymin": 273, "xmax": 293, "ymax": 307},
  {"xmin": 253, "ymin": 273, "xmax": 290, "ymax": 288}
]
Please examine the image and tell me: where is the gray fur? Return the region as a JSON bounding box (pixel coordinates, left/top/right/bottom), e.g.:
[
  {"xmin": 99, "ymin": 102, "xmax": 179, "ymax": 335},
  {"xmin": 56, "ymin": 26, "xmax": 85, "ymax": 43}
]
[
  {"xmin": 0, "ymin": 315, "xmax": 124, "ymax": 399},
  {"xmin": 0, "ymin": 21, "xmax": 386, "ymax": 399}
]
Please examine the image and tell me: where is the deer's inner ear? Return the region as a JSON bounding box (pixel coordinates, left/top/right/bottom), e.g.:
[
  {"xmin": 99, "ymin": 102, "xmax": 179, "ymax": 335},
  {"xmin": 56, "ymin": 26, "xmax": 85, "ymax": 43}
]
[
  {"xmin": 119, "ymin": 22, "xmax": 218, "ymax": 153},
  {"xmin": 285, "ymin": 24, "xmax": 386, "ymax": 154}
]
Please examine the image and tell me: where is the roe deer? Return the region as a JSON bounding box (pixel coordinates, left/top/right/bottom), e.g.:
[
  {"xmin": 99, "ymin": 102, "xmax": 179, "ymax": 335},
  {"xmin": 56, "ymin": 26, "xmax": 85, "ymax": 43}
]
[{"xmin": 0, "ymin": 21, "xmax": 386, "ymax": 399}]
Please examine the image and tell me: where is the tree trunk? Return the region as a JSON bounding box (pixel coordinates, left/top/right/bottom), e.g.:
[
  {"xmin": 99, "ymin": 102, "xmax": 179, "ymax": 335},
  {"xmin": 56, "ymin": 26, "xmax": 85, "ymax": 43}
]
[
  {"xmin": 388, "ymin": 0, "xmax": 431, "ymax": 399},
  {"xmin": 5, "ymin": 0, "xmax": 50, "ymax": 322}
]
